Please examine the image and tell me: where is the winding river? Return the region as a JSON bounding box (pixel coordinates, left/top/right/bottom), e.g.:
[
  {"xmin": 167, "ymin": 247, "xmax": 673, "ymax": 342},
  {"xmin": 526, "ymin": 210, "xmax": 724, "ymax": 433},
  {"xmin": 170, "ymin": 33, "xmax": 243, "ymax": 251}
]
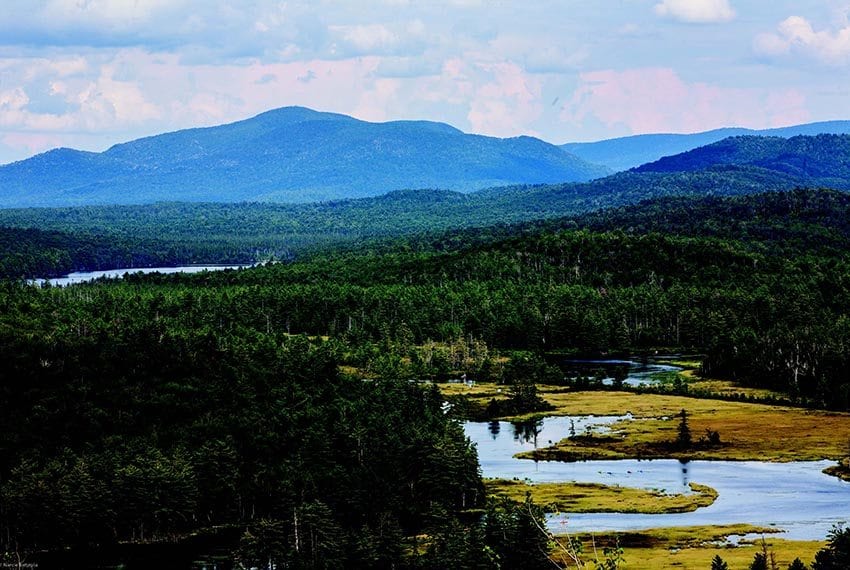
[
  {"xmin": 466, "ymin": 418, "xmax": 850, "ymax": 540},
  {"xmin": 463, "ymin": 359, "xmax": 850, "ymax": 541}
]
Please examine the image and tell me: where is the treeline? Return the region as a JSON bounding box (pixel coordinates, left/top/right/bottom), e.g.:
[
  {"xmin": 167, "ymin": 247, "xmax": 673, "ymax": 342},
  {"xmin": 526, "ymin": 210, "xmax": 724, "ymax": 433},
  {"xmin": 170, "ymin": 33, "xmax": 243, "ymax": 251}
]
[{"xmin": 2, "ymin": 181, "xmax": 847, "ymax": 281}]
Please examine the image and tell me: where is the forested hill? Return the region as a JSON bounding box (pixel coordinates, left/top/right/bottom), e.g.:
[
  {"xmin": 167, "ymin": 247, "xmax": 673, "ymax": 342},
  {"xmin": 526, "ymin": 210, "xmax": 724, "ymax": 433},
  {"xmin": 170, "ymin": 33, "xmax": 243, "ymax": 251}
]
[
  {"xmin": 0, "ymin": 163, "xmax": 822, "ymax": 248},
  {"xmin": 357, "ymin": 188, "xmax": 850, "ymax": 258},
  {"xmin": 0, "ymin": 225, "xmax": 254, "ymax": 279},
  {"xmin": 206, "ymin": 189, "xmax": 850, "ymax": 285},
  {"xmin": 0, "ymin": 106, "xmax": 608, "ymax": 207},
  {"xmin": 636, "ymin": 134, "xmax": 850, "ymax": 186},
  {"xmin": 562, "ymin": 120, "xmax": 850, "ymax": 171},
  {"xmin": 121, "ymin": 187, "xmax": 850, "ymax": 409}
]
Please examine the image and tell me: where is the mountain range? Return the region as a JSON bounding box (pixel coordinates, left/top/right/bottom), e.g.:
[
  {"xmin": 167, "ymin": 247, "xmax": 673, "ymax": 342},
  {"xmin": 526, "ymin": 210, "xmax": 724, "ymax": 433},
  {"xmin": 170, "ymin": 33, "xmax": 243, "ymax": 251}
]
[
  {"xmin": 3, "ymin": 133, "xmax": 850, "ymax": 261},
  {"xmin": 0, "ymin": 107, "xmax": 609, "ymax": 208},
  {"xmin": 562, "ymin": 121, "xmax": 850, "ymax": 172},
  {"xmin": 3, "ymin": 106, "xmax": 850, "ymax": 212}
]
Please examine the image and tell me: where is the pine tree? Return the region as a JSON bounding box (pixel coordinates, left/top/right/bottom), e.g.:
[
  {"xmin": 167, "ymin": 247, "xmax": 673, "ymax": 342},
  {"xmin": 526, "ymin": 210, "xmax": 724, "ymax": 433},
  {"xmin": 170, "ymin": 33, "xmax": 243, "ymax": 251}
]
[
  {"xmin": 676, "ymin": 408, "xmax": 692, "ymax": 449},
  {"xmin": 711, "ymin": 554, "xmax": 729, "ymax": 570},
  {"xmin": 812, "ymin": 525, "xmax": 850, "ymax": 569},
  {"xmin": 749, "ymin": 552, "xmax": 768, "ymax": 570}
]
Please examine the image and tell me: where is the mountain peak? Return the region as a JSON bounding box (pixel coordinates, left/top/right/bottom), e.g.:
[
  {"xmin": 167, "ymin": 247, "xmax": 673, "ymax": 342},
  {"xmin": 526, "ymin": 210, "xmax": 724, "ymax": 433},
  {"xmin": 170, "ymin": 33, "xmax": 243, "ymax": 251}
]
[{"xmin": 249, "ymin": 106, "xmax": 355, "ymax": 124}]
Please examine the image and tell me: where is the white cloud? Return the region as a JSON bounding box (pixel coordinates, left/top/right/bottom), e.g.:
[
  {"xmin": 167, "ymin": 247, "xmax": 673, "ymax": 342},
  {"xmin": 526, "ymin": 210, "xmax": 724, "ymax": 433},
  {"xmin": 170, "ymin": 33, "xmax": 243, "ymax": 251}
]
[
  {"xmin": 0, "ymin": 88, "xmax": 29, "ymax": 114},
  {"xmin": 524, "ymin": 45, "xmax": 589, "ymax": 73},
  {"xmin": 328, "ymin": 20, "xmax": 429, "ymax": 58},
  {"xmin": 49, "ymin": 81, "xmax": 67, "ymax": 96},
  {"xmin": 654, "ymin": 0, "xmax": 735, "ymax": 24},
  {"xmin": 487, "ymin": 34, "xmax": 588, "ymax": 74},
  {"xmin": 560, "ymin": 67, "xmax": 809, "ymax": 135},
  {"xmin": 0, "ymin": 1, "xmax": 329, "ymax": 63},
  {"xmin": 447, "ymin": 0, "xmax": 484, "ymax": 6},
  {"xmin": 374, "ymin": 57, "xmax": 442, "ymax": 78},
  {"xmin": 0, "ymin": 52, "xmax": 163, "ymax": 139},
  {"xmin": 753, "ymin": 32, "xmax": 790, "ymax": 57},
  {"xmin": 334, "ymin": 24, "xmax": 399, "ymax": 53},
  {"xmin": 77, "ymin": 70, "xmax": 163, "ymax": 126},
  {"xmin": 466, "ymin": 62, "xmax": 544, "ymax": 137},
  {"xmin": 755, "ymin": 16, "xmax": 850, "ymax": 65}
]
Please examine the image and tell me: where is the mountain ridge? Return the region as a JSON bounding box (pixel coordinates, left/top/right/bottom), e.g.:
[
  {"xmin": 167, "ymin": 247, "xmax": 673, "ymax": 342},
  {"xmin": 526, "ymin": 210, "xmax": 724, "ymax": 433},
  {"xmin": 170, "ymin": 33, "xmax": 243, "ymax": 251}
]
[
  {"xmin": 562, "ymin": 120, "xmax": 850, "ymax": 172},
  {"xmin": 0, "ymin": 106, "xmax": 608, "ymax": 208},
  {"xmin": 635, "ymin": 134, "xmax": 850, "ymax": 183}
]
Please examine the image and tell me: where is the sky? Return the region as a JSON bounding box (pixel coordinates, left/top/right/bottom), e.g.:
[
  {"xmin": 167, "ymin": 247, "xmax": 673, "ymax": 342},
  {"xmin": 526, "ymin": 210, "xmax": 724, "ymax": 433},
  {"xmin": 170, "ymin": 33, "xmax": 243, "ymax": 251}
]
[{"xmin": 1, "ymin": 0, "xmax": 850, "ymax": 164}]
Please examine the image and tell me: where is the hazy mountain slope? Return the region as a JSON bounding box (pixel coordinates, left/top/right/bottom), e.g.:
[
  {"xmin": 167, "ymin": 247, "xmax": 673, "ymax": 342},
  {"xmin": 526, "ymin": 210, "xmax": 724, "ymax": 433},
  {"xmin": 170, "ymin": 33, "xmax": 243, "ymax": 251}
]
[
  {"xmin": 635, "ymin": 134, "xmax": 850, "ymax": 187},
  {"xmin": 0, "ymin": 106, "xmax": 609, "ymax": 207},
  {"xmin": 562, "ymin": 120, "xmax": 850, "ymax": 171}
]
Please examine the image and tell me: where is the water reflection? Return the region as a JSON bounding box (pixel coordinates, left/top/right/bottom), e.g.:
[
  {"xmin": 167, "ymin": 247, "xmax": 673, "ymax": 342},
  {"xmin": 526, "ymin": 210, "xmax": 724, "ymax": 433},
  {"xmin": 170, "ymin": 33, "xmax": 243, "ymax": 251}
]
[
  {"xmin": 511, "ymin": 418, "xmax": 543, "ymax": 448},
  {"xmin": 488, "ymin": 420, "xmax": 501, "ymax": 439}
]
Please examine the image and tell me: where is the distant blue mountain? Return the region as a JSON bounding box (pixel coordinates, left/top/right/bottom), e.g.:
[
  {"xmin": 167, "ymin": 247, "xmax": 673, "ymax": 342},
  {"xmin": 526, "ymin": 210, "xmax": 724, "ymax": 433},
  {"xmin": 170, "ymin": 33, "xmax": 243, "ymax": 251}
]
[
  {"xmin": 635, "ymin": 134, "xmax": 850, "ymax": 186},
  {"xmin": 561, "ymin": 121, "xmax": 850, "ymax": 172},
  {"xmin": 0, "ymin": 106, "xmax": 610, "ymax": 208}
]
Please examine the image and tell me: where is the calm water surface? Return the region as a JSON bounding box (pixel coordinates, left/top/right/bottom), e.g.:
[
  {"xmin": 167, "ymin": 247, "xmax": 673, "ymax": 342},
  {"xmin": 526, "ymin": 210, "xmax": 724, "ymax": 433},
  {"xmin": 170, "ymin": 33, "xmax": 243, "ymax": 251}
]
[{"xmin": 560, "ymin": 357, "xmax": 683, "ymax": 386}]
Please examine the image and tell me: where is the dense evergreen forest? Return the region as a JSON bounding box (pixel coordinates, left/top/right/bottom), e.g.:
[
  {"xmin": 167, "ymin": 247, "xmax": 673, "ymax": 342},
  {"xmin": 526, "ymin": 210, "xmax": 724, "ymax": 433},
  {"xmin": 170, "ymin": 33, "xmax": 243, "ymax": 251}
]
[
  {"xmin": 140, "ymin": 190, "xmax": 849, "ymax": 408},
  {"xmin": 5, "ymin": 188, "xmax": 850, "ymax": 566},
  {"xmin": 0, "ymin": 283, "xmax": 555, "ymax": 568},
  {"xmin": 637, "ymin": 134, "xmax": 850, "ymax": 181}
]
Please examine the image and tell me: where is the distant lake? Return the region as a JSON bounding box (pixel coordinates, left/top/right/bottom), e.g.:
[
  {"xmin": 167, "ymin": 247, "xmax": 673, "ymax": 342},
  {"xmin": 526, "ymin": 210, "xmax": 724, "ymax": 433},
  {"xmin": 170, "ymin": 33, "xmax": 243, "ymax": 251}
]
[{"xmin": 35, "ymin": 265, "xmax": 248, "ymax": 287}]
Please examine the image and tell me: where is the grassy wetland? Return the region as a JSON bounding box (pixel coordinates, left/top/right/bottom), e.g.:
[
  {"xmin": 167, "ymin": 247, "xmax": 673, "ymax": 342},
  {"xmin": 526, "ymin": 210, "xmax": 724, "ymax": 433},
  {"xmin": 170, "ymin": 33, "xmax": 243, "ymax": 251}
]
[
  {"xmin": 522, "ymin": 391, "xmax": 850, "ymax": 463},
  {"xmin": 445, "ymin": 380, "xmax": 850, "ymax": 463},
  {"xmin": 485, "ymin": 479, "xmax": 719, "ymax": 514},
  {"xmin": 552, "ymin": 526, "xmax": 825, "ymax": 570}
]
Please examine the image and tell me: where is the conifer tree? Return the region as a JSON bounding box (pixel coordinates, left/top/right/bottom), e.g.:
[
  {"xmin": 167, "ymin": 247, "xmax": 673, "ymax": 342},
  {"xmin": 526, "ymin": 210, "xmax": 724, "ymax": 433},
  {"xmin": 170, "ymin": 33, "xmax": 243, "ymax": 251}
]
[{"xmin": 676, "ymin": 408, "xmax": 692, "ymax": 449}]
